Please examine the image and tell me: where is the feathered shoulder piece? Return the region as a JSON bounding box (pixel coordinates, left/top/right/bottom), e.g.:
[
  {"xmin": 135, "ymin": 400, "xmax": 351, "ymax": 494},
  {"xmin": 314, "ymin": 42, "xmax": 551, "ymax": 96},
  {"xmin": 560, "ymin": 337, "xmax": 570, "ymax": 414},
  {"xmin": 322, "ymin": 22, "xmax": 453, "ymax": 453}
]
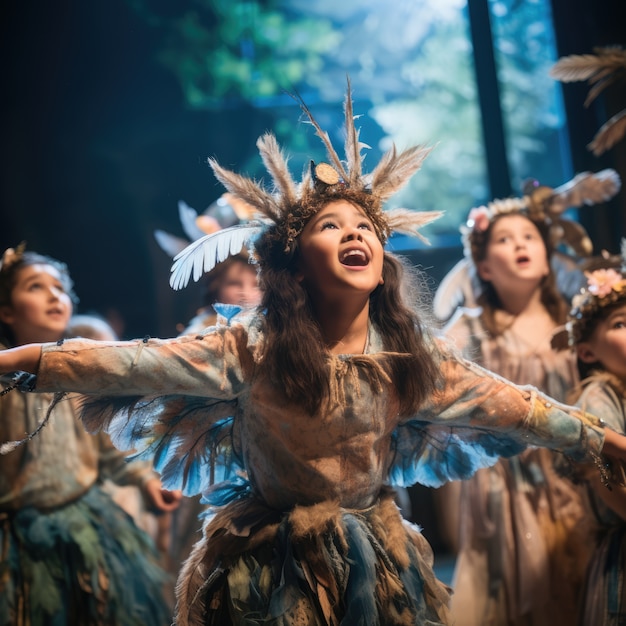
[
  {"xmin": 550, "ymin": 46, "xmax": 626, "ymax": 156},
  {"xmin": 170, "ymin": 78, "xmax": 442, "ymax": 290}
]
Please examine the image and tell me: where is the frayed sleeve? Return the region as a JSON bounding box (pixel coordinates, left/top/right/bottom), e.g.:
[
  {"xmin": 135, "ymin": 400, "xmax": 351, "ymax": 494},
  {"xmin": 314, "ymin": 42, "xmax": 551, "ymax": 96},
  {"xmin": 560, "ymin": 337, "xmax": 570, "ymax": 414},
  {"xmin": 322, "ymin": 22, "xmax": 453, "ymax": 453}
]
[
  {"xmin": 36, "ymin": 326, "xmax": 251, "ymax": 399},
  {"xmin": 390, "ymin": 350, "xmax": 605, "ymax": 488}
]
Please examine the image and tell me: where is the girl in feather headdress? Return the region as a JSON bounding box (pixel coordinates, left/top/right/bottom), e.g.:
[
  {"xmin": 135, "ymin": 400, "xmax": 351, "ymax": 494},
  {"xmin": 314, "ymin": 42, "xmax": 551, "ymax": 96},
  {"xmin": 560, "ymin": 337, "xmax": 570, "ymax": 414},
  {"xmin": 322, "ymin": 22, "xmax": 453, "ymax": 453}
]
[
  {"xmin": 568, "ymin": 242, "xmax": 626, "ymax": 626},
  {"xmin": 1, "ymin": 85, "xmax": 626, "ymax": 626},
  {"xmin": 0, "ymin": 246, "xmax": 181, "ymax": 626},
  {"xmin": 434, "ymin": 172, "xmax": 620, "ymax": 626}
]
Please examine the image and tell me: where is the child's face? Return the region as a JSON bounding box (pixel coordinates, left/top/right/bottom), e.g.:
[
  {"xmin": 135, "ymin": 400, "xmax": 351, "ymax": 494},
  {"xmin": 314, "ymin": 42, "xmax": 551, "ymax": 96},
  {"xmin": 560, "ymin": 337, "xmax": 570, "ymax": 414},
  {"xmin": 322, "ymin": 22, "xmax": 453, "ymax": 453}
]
[
  {"xmin": 217, "ymin": 262, "xmax": 261, "ymax": 308},
  {"xmin": 297, "ymin": 200, "xmax": 384, "ymax": 301},
  {"xmin": 477, "ymin": 214, "xmax": 549, "ymax": 289},
  {"xmin": 577, "ymin": 302, "xmax": 626, "ymax": 382},
  {"xmin": 0, "ymin": 263, "xmax": 73, "ymax": 345}
]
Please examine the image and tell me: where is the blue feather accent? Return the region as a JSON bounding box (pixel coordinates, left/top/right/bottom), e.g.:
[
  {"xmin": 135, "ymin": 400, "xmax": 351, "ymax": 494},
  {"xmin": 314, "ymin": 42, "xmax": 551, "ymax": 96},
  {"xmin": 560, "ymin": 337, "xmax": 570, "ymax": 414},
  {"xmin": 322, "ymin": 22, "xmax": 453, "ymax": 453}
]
[
  {"xmin": 213, "ymin": 303, "xmax": 243, "ymax": 323},
  {"xmin": 342, "ymin": 514, "xmax": 379, "ymax": 625},
  {"xmin": 170, "ymin": 223, "xmax": 263, "ymax": 290},
  {"xmin": 388, "ymin": 420, "xmax": 527, "ymax": 488}
]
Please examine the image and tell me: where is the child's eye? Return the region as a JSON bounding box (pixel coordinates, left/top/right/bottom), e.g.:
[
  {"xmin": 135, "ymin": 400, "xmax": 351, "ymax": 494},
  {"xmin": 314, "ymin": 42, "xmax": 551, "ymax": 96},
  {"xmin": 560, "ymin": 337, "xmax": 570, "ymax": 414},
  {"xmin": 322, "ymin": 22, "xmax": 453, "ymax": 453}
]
[
  {"xmin": 357, "ymin": 222, "xmax": 372, "ymax": 230},
  {"xmin": 320, "ymin": 221, "xmax": 337, "ymax": 230}
]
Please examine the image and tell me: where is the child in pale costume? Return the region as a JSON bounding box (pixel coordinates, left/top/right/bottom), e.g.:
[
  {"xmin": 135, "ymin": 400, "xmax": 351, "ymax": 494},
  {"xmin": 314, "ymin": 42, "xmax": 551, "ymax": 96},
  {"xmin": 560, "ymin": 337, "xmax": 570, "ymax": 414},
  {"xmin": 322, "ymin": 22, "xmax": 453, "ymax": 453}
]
[
  {"xmin": 0, "ymin": 247, "xmax": 181, "ymax": 625},
  {"xmin": 569, "ymin": 241, "xmax": 626, "ymax": 625},
  {"xmin": 1, "ymin": 85, "xmax": 626, "ymax": 626},
  {"xmin": 433, "ymin": 168, "xmax": 621, "ymax": 625},
  {"xmin": 155, "ymin": 196, "xmax": 261, "ymax": 335}
]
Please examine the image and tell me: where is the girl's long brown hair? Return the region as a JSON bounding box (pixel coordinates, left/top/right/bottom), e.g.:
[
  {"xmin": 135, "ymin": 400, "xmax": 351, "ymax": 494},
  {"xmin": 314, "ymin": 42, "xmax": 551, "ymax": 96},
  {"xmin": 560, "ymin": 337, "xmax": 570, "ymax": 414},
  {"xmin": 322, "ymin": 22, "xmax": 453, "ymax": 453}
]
[{"xmin": 254, "ymin": 228, "xmax": 440, "ymax": 416}]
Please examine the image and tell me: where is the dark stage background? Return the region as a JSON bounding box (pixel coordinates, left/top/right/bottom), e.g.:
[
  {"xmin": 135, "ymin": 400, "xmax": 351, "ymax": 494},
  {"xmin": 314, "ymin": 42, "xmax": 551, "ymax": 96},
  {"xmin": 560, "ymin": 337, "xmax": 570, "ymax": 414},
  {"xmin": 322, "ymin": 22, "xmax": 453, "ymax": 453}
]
[{"xmin": 1, "ymin": 1, "xmax": 624, "ymax": 339}]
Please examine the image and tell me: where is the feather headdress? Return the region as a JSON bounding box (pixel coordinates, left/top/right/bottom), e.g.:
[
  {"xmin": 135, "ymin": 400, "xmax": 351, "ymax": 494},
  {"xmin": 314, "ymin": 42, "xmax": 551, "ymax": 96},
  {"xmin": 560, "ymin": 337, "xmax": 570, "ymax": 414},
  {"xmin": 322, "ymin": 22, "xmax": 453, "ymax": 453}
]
[
  {"xmin": 550, "ymin": 46, "xmax": 626, "ymax": 156},
  {"xmin": 170, "ymin": 79, "xmax": 442, "ymax": 290},
  {"xmin": 433, "ymin": 169, "xmax": 621, "ymax": 321}
]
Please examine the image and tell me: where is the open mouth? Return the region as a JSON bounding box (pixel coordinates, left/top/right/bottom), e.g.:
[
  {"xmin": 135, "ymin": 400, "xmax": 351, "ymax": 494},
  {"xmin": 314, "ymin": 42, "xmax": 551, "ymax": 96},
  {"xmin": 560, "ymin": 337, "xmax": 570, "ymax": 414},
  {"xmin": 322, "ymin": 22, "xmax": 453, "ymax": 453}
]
[
  {"xmin": 340, "ymin": 249, "xmax": 369, "ymax": 267},
  {"xmin": 516, "ymin": 255, "xmax": 530, "ymax": 264}
]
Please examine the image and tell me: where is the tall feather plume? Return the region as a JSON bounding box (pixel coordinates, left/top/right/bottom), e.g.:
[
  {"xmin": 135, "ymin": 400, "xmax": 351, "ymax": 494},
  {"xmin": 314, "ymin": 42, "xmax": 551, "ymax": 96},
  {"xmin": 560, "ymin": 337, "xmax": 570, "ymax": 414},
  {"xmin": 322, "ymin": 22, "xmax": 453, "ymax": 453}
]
[
  {"xmin": 370, "ymin": 145, "xmax": 433, "ymax": 202},
  {"xmin": 384, "ymin": 208, "xmax": 443, "ymax": 243},
  {"xmin": 588, "ymin": 110, "xmax": 626, "ymax": 156},
  {"xmin": 256, "ymin": 133, "xmax": 298, "ymax": 210},
  {"xmin": 208, "ymin": 158, "xmax": 281, "ymax": 222},
  {"xmin": 293, "ymin": 92, "xmax": 349, "ymax": 180},
  {"xmin": 550, "ymin": 169, "xmax": 622, "ymax": 214},
  {"xmin": 343, "ymin": 77, "xmax": 365, "ymax": 186},
  {"xmin": 550, "ymin": 46, "xmax": 626, "ymax": 156}
]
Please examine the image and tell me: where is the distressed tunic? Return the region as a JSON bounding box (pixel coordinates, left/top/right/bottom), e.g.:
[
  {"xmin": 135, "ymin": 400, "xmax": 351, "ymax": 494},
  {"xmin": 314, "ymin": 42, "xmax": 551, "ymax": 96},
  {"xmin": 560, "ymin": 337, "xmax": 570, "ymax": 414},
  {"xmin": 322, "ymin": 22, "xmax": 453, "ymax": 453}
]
[{"xmin": 32, "ymin": 313, "xmax": 604, "ymax": 625}]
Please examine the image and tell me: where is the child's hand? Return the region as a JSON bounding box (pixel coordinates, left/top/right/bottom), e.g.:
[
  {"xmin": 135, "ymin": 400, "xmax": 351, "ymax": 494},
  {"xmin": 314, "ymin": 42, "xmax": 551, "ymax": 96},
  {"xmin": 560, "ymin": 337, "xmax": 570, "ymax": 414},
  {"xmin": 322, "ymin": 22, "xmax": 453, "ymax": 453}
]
[
  {"xmin": 602, "ymin": 427, "xmax": 626, "ymax": 460},
  {"xmin": 0, "ymin": 345, "xmax": 42, "ymax": 375},
  {"xmin": 144, "ymin": 477, "xmax": 182, "ymax": 513}
]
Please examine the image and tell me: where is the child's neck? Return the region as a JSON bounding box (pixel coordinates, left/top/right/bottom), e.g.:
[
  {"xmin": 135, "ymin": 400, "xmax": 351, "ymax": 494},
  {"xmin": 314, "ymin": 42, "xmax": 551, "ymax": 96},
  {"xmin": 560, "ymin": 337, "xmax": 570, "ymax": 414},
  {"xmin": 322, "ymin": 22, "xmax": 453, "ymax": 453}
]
[
  {"xmin": 313, "ymin": 298, "xmax": 370, "ymax": 355},
  {"xmin": 496, "ymin": 282, "xmax": 546, "ymax": 318}
]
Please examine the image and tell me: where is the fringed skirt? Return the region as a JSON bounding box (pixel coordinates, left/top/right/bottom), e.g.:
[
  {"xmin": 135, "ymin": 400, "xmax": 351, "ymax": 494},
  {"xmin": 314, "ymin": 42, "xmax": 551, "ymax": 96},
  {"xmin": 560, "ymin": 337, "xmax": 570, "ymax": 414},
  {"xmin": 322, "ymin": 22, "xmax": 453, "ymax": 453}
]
[
  {"xmin": 175, "ymin": 487, "xmax": 451, "ymax": 626},
  {"xmin": 0, "ymin": 484, "xmax": 173, "ymax": 626}
]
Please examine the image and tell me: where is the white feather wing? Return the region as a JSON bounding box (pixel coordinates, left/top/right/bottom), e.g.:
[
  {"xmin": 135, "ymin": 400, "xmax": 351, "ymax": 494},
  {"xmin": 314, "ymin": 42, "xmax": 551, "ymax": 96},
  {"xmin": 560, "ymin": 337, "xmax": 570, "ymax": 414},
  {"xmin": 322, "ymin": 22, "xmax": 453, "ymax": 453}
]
[{"xmin": 170, "ymin": 223, "xmax": 263, "ymax": 290}]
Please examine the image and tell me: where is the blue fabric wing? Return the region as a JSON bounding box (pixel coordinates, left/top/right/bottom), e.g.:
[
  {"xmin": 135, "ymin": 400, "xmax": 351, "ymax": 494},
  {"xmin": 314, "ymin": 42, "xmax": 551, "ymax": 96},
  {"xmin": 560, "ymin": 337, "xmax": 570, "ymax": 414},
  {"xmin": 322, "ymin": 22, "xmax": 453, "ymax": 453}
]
[
  {"xmin": 80, "ymin": 394, "xmax": 245, "ymax": 499},
  {"xmin": 388, "ymin": 420, "xmax": 528, "ymax": 488}
]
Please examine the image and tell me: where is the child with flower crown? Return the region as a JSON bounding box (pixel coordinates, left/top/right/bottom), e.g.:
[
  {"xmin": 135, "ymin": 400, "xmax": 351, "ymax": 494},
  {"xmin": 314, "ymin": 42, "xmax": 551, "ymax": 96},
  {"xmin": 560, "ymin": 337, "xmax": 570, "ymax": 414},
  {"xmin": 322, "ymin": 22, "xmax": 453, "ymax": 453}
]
[
  {"xmin": 0, "ymin": 245, "xmax": 181, "ymax": 625},
  {"xmin": 0, "ymin": 87, "xmax": 626, "ymax": 626},
  {"xmin": 568, "ymin": 242, "xmax": 626, "ymax": 625},
  {"xmin": 432, "ymin": 171, "xmax": 621, "ymax": 626}
]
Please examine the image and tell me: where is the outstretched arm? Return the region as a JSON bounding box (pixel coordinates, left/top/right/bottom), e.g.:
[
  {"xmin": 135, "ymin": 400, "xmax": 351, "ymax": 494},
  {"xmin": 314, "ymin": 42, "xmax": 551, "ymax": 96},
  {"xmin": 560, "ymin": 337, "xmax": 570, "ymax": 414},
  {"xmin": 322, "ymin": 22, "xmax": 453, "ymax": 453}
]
[
  {"xmin": 602, "ymin": 427, "xmax": 626, "ymax": 458},
  {"xmin": 0, "ymin": 344, "xmax": 43, "ymax": 374}
]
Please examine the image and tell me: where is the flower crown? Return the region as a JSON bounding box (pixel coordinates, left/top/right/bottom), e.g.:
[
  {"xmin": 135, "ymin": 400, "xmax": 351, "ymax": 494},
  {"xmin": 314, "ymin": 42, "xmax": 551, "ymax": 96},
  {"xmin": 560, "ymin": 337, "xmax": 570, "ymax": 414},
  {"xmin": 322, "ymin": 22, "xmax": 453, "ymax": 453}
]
[
  {"xmin": 461, "ymin": 171, "xmax": 621, "ymax": 262},
  {"xmin": 568, "ymin": 239, "xmax": 626, "ymax": 345},
  {"xmin": 168, "ymin": 79, "xmax": 443, "ymax": 290}
]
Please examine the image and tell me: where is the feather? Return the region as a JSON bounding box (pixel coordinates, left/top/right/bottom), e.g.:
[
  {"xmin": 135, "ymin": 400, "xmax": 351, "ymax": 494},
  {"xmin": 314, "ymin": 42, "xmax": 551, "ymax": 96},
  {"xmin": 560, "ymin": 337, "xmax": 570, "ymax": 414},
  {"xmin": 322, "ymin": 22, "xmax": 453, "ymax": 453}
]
[
  {"xmin": 432, "ymin": 258, "xmax": 476, "ymax": 322},
  {"xmin": 256, "ymin": 133, "xmax": 298, "ymax": 208},
  {"xmin": 370, "ymin": 145, "xmax": 433, "ymax": 202},
  {"xmin": 588, "ymin": 110, "xmax": 626, "ymax": 156},
  {"xmin": 557, "ymin": 218, "xmax": 593, "ymax": 257},
  {"xmin": 551, "ymin": 47, "xmax": 626, "ymax": 155},
  {"xmin": 170, "ymin": 223, "xmax": 263, "ymax": 290},
  {"xmin": 178, "ymin": 200, "xmax": 207, "ymax": 242},
  {"xmin": 153, "ymin": 229, "xmax": 190, "ymax": 259},
  {"xmin": 384, "ymin": 208, "xmax": 442, "ymax": 243},
  {"xmin": 208, "ymin": 158, "xmax": 282, "ymax": 222},
  {"xmin": 343, "ymin": 77, "xmax": 364, "ymax": 185},
  {"xmin": 81, "ymin": 393, "xmax": 244, "ymax": 496},
  {"xmin": 549, "ymin": 53, "xmax": 616, "ymax": 82},
  {"xmin": 550, "ymin": 169, "xmax": 621, "ymax": 214},
  {"xmin": 388, "ymin": 421, "xmax": 526, "ymax": 488},
  {"xmin": 292, "ymin": 92, "xmax": 349, "ymax": 181}
]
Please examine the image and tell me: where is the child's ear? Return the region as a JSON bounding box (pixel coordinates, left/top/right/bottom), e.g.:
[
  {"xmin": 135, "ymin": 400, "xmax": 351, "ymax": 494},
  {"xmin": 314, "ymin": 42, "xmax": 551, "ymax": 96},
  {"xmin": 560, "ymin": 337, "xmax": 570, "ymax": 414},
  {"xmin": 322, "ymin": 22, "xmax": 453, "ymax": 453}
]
[
  {"xmin": 576, "ymin": 342, "xmax": 598, "ymax": 364},
  {"xmin": 0, "ymin": 305, "xmax": 15, "ymax": 326},
  {"xmin": 476, "ymin": 260, "xmax": 491, "ymax": 281}
]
